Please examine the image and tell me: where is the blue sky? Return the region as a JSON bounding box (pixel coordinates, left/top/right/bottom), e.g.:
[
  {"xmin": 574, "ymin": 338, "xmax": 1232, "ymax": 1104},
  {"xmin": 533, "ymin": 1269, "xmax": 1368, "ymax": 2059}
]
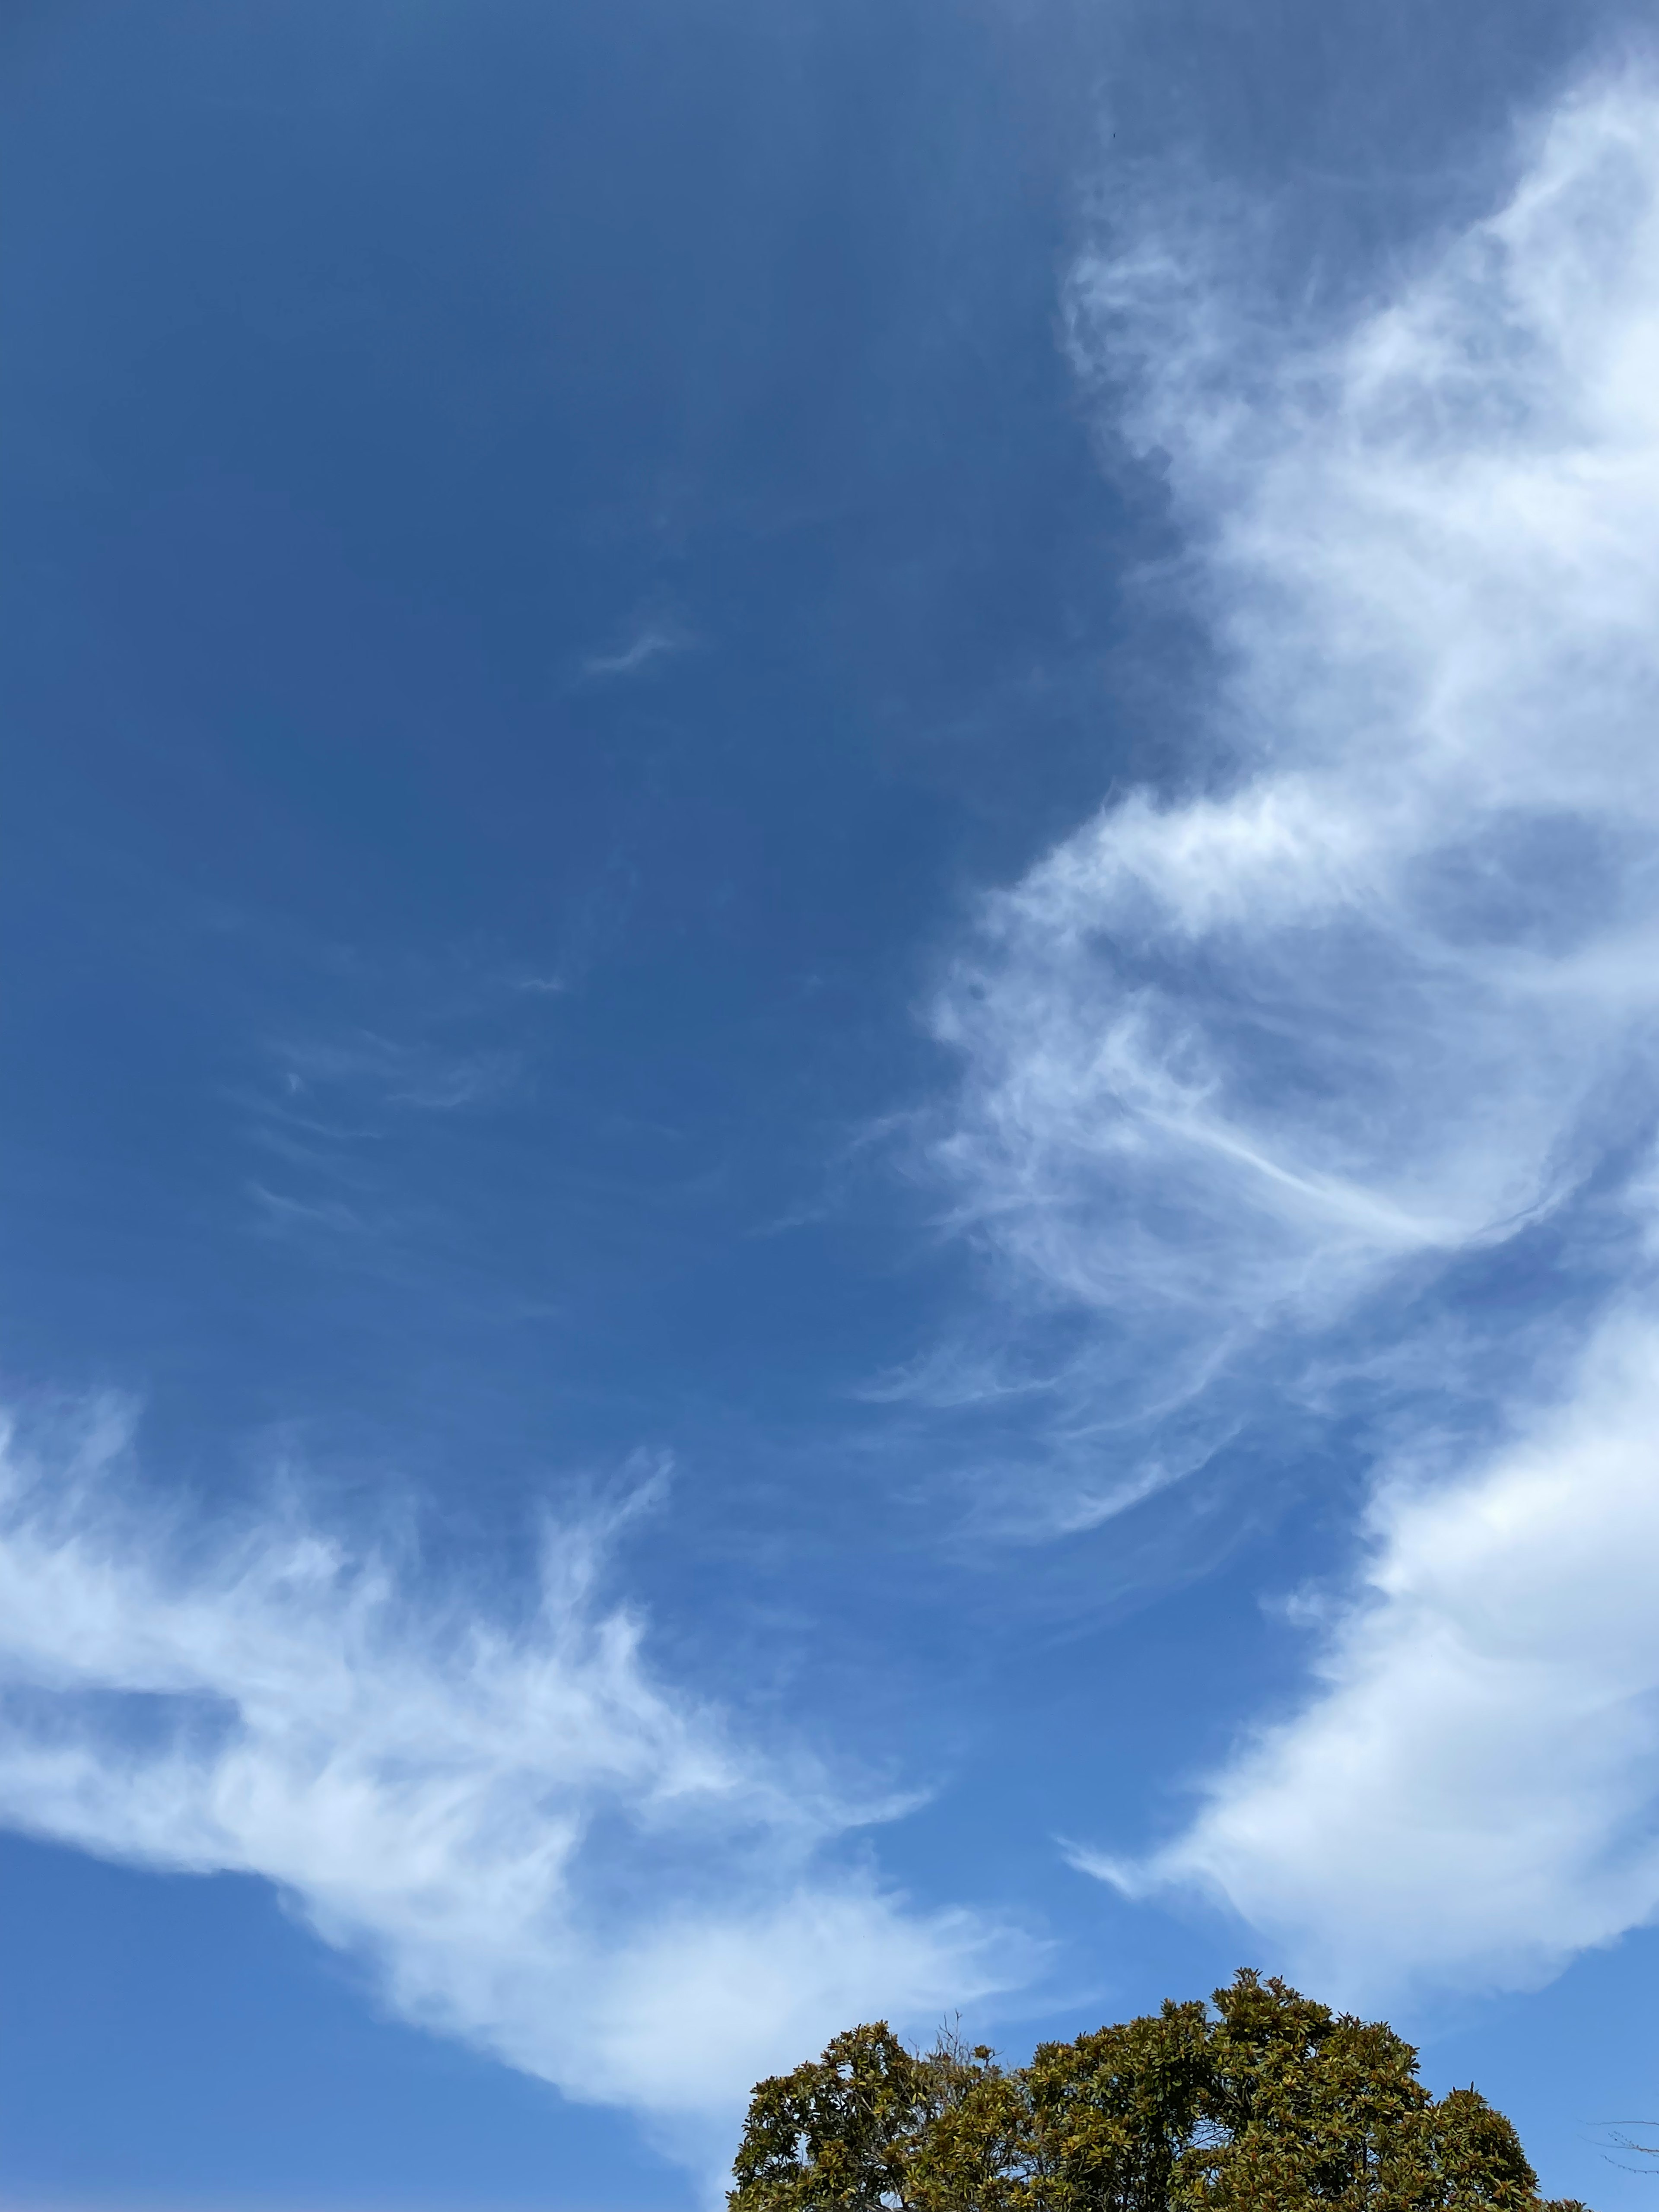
[{"xmin": 6, "ymin": 0, "xmax": 1659, "ymax": 2205}]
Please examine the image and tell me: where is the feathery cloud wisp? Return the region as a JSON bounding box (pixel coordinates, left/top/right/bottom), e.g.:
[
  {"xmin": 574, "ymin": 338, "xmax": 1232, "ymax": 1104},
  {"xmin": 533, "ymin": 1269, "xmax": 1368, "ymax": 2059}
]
[
  {"xmin": 934, "ymin": 72, "xmax": 1659, "ymax": 1429},
  {"xmin": 0, "ymin": 1406, "xmax": 1023, "ymax": 2162},
  {"xmin": 581, "ymin": 625, "xmax": 692, "ymax": 681}
]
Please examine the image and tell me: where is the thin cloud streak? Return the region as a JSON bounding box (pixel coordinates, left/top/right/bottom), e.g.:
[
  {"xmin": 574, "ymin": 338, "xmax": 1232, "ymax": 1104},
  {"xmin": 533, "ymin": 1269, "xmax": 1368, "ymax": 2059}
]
[
  {"xmin": 0, "ymin": 1406, "xmax": 1026, "ymax": 2168},
  {"xmin": 580, "ymin": 626, "xmax": 693, "ymax": 682},
  {"xmin": 980, "ymin": 67, "xmax": 1659, "ymax": 1995},
  {"xmin": 270, "ymin": 1031, "xmax": 522, "ymax": 1113}
]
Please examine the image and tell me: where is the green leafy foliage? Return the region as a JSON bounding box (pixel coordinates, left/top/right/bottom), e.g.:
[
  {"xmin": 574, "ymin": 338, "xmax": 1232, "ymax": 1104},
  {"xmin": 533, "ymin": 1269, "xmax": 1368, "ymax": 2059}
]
[
  {"xmin": 729, "ymin": 2024, "xmax": 934, "ymax": 2212},
  {"xmin": 728, "ymin": 1973, "xmax": 1590, "ymax": 2212},
  {"xmin": 1027, "ymin": 1999, "xmax": 1211, "ymax": 2212}
]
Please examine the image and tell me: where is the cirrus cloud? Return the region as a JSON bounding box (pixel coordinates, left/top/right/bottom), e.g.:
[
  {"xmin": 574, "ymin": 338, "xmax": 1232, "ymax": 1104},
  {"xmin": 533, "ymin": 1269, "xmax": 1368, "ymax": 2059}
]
[
  {"xmin": 934, "ymin": 68, "xmax": 1659, "ymax": 1432},
  {"xmin": 0, "ymin": 1402, "xmax": 1027, "ymax": 2172},
  {"xmin": 941, "ymin": 65, "xmax": 1659, "ymax": 1992}
]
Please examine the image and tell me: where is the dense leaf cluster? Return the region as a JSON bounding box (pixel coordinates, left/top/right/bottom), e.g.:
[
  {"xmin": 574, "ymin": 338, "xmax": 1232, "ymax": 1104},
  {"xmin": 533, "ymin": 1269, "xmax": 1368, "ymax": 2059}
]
[{"xmin": 729, "ymin": 1973, "xmax": 1589, "ymax": 2212}]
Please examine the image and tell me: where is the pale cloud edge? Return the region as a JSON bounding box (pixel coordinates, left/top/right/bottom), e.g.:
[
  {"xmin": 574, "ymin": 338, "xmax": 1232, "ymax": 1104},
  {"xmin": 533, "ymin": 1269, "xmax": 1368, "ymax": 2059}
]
[
  {"xmin": 958, "ymin": 68, "xmax": 1659, "ymax": 1996},
  {"xmin": 0, "ymin": 1405, "xmax": 1029, "ymax": 2177}
]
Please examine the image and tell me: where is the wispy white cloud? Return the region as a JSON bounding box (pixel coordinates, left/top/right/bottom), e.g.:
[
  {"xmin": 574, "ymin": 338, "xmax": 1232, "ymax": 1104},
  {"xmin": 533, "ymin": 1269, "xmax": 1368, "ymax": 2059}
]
[
  {"xmin": 930, "ymin": 67, "xmax": 1659, "ymax": 1991},
  {"xmin": 0, "ymin": 1405, "xmax": 1025, "ymax": 2171},
  {"xmin": 581, "ymin": 623, "xmax": 693, "ymax": 682},
  {"xmin": 933, "ymin": 67, "xmax": 1659, "ymax": 1450},
  {"xmin": 270, "ymin": 1030, "xmax": 521, "ymax": 1113}
]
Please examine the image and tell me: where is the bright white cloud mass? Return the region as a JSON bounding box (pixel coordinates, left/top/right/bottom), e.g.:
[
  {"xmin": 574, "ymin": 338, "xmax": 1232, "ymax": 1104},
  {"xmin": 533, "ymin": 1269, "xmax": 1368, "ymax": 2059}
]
[
  {"xmin": 941, "ymin": 71, "xmax": 1659, "ymax": 1995},
  {"xmin": 1077, "ymin": 1305, "xmax": 1659, "ymax": 1999},
  {"xmin": 0, "ymin": 1407, "xmax": 1019, "ymax": 2159}
]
